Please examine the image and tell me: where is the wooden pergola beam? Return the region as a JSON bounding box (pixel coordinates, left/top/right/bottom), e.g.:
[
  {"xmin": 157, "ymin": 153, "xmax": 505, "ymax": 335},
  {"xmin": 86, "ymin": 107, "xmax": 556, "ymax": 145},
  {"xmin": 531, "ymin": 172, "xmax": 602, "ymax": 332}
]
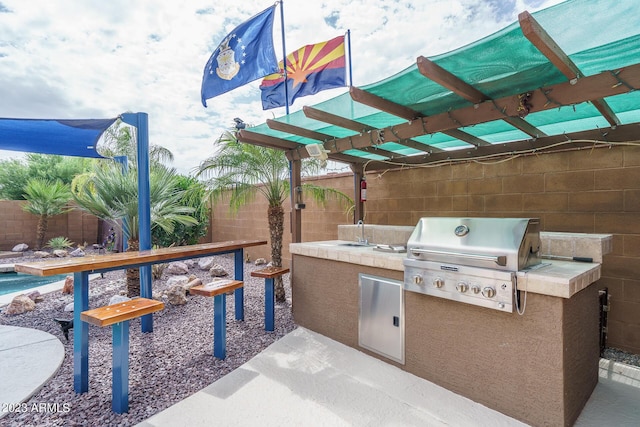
[
  {"xmin": 361, "ymin": 122, "xmax": 640, "ymax": 171},
  {"xmin": 237, "ymin": 129, "xmax": 365, "ymax": 164},
  {"xmin": 416, "ymin": 55, "xmax": 547, "ymax": 138},
  {"xmin": 303, "ymin": 106, "xmax": 374, "ymax": 133},
  {"xmin": 519, "ymin": 10, "xmax": 620, "ymax": 127},
  {"xmin": 267, "ymin": 119, "xmax": 334, "ymax": 142}
]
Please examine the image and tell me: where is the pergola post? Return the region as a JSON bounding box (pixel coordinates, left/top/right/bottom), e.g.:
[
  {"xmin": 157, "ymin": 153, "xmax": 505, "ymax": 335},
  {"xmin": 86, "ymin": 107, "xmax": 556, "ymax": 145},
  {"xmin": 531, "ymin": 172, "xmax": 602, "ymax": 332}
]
[
  {"xmin": 351, "ymin": 164, "xmax": 364, "ymax": 223},
  {"xmin": 290, "ymin": 159, "xmax": 302, "ymax": 243}
]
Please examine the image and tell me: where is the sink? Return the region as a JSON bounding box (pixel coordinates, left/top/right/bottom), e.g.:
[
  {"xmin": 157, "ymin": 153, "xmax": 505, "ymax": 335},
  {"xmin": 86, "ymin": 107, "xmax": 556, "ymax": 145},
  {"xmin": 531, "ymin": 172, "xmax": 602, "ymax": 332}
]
[{"xmin": 338, "ymin": 242, "xmax": 372, "ymax": 247}]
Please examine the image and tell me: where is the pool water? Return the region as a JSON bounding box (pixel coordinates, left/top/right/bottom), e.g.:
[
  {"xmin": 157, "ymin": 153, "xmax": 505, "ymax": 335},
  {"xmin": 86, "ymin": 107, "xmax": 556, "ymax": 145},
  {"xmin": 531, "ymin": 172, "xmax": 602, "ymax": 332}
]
[{"xmin": 0, "ymin": 272, "xmax": 68, "ymax": 296}]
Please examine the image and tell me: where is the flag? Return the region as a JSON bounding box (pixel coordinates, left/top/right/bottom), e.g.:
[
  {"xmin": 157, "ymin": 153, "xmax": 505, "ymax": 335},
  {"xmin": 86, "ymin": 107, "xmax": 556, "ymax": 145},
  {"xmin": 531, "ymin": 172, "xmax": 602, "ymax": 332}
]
[
  {"xmin": 201, "ymin": 6, "xmax": 279, "ymax": 107},
  {"xmin": 260, "ymin": 35, "xmax": 346, "ymax": 110}
]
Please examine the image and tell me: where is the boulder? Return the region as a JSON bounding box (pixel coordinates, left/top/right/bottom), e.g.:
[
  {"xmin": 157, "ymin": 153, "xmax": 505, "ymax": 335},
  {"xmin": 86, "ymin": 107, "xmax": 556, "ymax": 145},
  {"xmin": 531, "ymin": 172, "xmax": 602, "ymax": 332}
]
[
  {"xmin": 254, "ymin": 258, "xmax": 267, "ymax": 266},
  {"xmin": 26, "ymin": 290, "xmax": 44, "ymax": 303},
  {"xmin": 34, "ymin": 251, "xmax": 52, "ymax": 258},
  {"xmin": 166, "ymin": 261, "xmax": 189, "ymax": 275},
  {"xmin": 53, "ymin": 249, "xmax": 68, "ymax": 258},
  {"xmin": 5, "ymin": 295, "xmax": 36, "ymax": 315},
  {"xmin": 166, "ymin": 275, "xmax": 189, "ymax": 287},
  {"xmin": 12, "ymin": 243, "xmax": 28, "ymax": 252},
  {"xmin": 69, "ymin": 248, "xmax": 85, "ymax": 257},
  {"xmin": 185, "ymin": 278, "xmax": 202, "ymax": 291},
  {"xmin": 184, "ymin": 259, "xmax": 196, "ymax": 269},
  {"xmin": 62, "ymin": 276, "xmax": 74, "ymax": 294},
  {"xmin": 166, "ymin": 285, "xmax": 187, "ymax": 305},
  {"xmin": 109, "ymin": 295, "xmax": 131, "ymax": 305},
  {"xmin": 209, "ymin": 264, "xmax": 228, "ymax": 277},
  {"xmin": 198, "ymin": 257, "xmax": 214, "ymax": 270}
]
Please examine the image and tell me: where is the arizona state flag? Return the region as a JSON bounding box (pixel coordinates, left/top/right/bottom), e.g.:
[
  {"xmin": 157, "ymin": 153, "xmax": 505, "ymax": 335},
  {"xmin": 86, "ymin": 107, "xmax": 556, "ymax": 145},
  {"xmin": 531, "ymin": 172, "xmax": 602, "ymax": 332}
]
[{"xmin": 260, "ymin": 35, "xmax": 346, "ymax": 110}]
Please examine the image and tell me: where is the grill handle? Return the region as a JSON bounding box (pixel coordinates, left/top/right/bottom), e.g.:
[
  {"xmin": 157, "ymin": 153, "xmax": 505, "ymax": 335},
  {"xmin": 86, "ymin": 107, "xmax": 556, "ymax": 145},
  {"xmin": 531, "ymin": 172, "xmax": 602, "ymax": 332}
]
[{"xmin": 409, "ymin": 248, "xmax": 507, "ymax": 266}]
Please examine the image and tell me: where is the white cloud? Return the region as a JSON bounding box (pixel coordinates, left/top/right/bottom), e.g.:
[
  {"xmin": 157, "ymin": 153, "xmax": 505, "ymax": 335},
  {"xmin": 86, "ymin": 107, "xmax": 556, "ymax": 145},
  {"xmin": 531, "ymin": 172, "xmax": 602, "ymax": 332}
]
[{"xmin": 0, "ymin": 0, "xmax": 563, "ymax": 174}]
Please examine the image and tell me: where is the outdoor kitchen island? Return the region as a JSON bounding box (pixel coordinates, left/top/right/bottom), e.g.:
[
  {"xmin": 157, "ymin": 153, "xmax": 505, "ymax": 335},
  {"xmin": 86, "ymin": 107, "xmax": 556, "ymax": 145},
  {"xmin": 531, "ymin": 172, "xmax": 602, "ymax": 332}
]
[{"xmin": 290, "ymin": 226, "xmax": 611, "ymax": 427}]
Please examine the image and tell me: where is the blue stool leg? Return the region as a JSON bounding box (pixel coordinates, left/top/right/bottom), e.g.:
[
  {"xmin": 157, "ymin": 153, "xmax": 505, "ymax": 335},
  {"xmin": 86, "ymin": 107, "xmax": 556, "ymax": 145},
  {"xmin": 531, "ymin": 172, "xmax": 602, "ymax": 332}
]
[
  {"xmin": 112, "ymin": 320, "xmax": 130, "ymax": 414},
  {"xmin": 73, "ymin": 271, "xmax": 89, "ymax": 393},
  {"xmin": 234, "ymin": 249, "xmax": 244, "ymax": 321},
  {"xmin": 214, "ymin": 293, "xmax": 227, "ymax": 359},
  {"xmin": 265, "ymin": 278, "xmax": 275, "ymax": 331}
]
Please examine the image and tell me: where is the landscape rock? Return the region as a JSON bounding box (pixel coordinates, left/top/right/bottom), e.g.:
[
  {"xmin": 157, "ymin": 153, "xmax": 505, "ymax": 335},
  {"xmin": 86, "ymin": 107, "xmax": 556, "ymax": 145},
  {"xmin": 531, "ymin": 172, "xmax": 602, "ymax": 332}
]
[
  {"xmin": 12, "ymin": 243, "xmax": 28, "ymax": 252},
  {"xmin": 254, "ymin": 258, "xmax": 267, "ymax": 265},
  {"xmin": 166, "ymin": 285, "xmax": 187, "ymax": 305},
  {"xmin": 198, "ymin": 257, "xmax": 214, "ymax": 270},
  {"xmin": 166, "ymin": 261, "xmax": 189, "ymax": 275},
  {"xmin": 209, "ymin": 264, "xmax": 228, "ymax": 277},
  {"xmin": 70, "ymin": 248, "xmax": 85, "ymax": 257},
  {"xmin": 34, "ymin": 251, "xmax": 52, "ymax": 258},
  {"xmin": 62, "ymin": 276, "xmax": 74, "ymax": 294},
  {"xmin": 166, "ymin": 275, "xmax": 189, "ymax": 287},
  {"xmin": 109, "ymin": 295, "xmax": 131, "ymax": 305},
  {"xmin": 184, "ymin": 278, "xmax": 202, "ymax": 291},
  {"xmin": 5, "ymin": 294, "xmax": 36, "ymax": 315},
  {"xmin": 26, "ymin": 290, "xmax": 44, "ymax": 303},
  {"xmin": 53, "ymin": 249, "xmax": 68, "ymax": 258},
  {"xmin": 64, "ymin": 302, "xmax": 74, "ymax": 312}
]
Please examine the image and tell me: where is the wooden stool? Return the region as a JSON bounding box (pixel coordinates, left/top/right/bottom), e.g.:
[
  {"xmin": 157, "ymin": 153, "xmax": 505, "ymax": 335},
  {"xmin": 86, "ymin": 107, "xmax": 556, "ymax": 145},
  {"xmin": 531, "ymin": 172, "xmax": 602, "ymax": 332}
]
[
  {"xmin": 190, "ymin": 279, "xmax": 244, "ymax": 359},
  {"xmin": 251, "ymin": 266, "xmax": 289, "ymax": 331},
  {"xmin": 81, "ymin": 298, "xmax": 164, "ymax": 414}
]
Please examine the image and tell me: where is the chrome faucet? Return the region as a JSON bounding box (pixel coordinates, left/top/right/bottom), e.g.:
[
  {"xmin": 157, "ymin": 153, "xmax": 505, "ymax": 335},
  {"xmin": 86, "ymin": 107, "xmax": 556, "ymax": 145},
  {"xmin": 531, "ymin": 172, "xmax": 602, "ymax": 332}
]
[{"xmin": 356, "ymin": 220, "xmax": 368, "ymax": 245}]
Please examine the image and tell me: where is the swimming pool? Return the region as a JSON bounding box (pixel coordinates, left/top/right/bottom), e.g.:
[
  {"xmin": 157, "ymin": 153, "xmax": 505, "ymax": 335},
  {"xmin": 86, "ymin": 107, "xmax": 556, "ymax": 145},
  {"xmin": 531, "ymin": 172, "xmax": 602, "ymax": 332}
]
[{"xmin": 0, "ymin": 272, "xmax": 69, "ymax": 296}]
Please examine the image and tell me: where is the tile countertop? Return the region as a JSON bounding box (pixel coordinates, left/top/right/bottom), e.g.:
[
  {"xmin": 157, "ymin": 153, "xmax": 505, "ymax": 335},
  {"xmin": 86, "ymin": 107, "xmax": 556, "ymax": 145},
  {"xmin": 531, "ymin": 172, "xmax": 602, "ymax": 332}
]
[{"xmin": 290, "ymin": 240, "xmax": 602, "ymax": 299}]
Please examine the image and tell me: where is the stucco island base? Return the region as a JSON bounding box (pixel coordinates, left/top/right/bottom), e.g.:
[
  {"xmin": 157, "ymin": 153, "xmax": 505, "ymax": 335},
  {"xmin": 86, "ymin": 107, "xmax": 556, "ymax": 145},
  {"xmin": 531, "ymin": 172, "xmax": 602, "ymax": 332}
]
[{"xmin": 291, "ymin": 254, "xmax": 599, "ymax": 427}]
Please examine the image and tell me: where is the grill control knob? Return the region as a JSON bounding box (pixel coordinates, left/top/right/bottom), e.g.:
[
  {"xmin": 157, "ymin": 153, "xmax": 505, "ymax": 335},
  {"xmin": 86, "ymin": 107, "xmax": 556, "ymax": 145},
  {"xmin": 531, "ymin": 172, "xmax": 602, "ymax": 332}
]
[
  {"xmin": 413, "ymin": 275, "xmax": 424, "ymax": 285},
  {"xmin": 456, "ymin": 282, "xmax": 468, "ymax": 293},
  {"xmin": 471, "ymin": 285, "xmax": 481, "ymax": 294},
  {"xmin": 482, "ymin": 287, "xmax": 497, "ymax": 298},
  {"xmin": 433, "ymin": 278, "xmax": 444, "ymax": 288}
]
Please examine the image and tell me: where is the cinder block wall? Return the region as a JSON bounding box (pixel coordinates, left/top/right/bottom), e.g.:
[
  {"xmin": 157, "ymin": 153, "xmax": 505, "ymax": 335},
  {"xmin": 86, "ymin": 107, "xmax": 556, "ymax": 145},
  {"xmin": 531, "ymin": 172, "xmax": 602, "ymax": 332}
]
[
  {"xmin": 0, "ymin": 201, "xmax": 100, "ymax": 250},
  {"xmin": 211, "ymin": 145, "xmax": 640, "ymax": 354}
]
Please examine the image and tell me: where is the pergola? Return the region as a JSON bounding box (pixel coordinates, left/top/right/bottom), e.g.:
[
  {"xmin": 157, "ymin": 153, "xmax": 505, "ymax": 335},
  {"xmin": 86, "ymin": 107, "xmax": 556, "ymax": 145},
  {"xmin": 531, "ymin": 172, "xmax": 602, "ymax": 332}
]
[{"xmin": 236, "ymin": 0, "xmax": 640, "ymax": 242}]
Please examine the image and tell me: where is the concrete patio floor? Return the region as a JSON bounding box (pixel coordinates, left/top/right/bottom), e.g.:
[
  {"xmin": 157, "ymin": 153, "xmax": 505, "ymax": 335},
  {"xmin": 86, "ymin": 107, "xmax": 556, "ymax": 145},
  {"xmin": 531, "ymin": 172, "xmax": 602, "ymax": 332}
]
[{"xmin": 138, "ymin": 327, "xmax": 640, "ymax": 427}]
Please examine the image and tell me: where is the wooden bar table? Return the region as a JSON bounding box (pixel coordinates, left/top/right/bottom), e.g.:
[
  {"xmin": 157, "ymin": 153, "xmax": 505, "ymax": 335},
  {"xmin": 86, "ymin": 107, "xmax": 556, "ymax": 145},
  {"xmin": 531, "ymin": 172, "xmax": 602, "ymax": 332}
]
[{"xmin": 14, "ymin": 239, "xmax": 267, "ymax": 394}]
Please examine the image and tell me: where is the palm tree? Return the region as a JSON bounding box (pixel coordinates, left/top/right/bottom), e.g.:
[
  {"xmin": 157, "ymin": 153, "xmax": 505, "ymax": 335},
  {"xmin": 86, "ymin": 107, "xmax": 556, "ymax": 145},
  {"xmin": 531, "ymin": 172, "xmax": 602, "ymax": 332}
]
[
  {"xmin": 99, "ymin": 118, "xmax": 174, "ymax": 167},
  {"xmin": 22, "ymin": 178, "xmax": 72, "ymax": 250},
  {"xmin": 197, "ymin": 131, "xmax": 352, "ymax": 302},
  {"xmin": 72, "ymin": 162, "xmax": 199, "ymax": 297}
]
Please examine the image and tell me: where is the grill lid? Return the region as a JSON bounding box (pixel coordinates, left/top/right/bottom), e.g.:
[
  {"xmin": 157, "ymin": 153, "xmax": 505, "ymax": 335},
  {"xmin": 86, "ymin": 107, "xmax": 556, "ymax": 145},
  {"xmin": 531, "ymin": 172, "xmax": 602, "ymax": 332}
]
[{"xmin": 406, "ymin": 217, "xmax": 541, "ymax": 271}]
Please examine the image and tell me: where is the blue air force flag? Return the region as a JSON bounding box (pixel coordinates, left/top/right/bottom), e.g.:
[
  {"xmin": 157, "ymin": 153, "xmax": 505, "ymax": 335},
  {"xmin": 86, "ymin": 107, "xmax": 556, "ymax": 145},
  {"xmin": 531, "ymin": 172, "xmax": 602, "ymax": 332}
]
[{"xmin": 201, "ymin": 6, "xmax": 279, "ymax": 107}]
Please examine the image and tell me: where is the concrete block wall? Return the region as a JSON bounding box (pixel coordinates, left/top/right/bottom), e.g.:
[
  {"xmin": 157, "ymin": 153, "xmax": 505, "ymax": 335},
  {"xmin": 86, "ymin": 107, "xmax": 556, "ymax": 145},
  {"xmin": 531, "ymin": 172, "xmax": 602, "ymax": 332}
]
[
  {"xmin": 210, "ymin": 145, "xmax": 640, "ymax": 354},
  {"xmin": 0, "ymin": 201, "xmax": 100, "ymax": 250}
]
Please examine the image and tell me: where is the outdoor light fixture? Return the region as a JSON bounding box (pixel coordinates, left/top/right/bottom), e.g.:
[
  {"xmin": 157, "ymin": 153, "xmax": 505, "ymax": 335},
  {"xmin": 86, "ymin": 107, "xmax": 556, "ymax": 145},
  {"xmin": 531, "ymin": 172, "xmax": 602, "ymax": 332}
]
[{"xmin": 305, "ymin": 143, "xmax": 329, "ymax": 161}]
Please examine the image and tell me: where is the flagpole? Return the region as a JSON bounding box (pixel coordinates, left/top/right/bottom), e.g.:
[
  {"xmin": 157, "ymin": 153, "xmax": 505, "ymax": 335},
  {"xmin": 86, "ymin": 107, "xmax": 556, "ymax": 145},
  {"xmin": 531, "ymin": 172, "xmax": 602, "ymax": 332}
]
[
  {"xmin": 347, "ymin": 29, "xmax": 353, "ymax": 86},
  {"xmin": 279, "ymin": 1, "xmax": 290, "ymax": 115}
]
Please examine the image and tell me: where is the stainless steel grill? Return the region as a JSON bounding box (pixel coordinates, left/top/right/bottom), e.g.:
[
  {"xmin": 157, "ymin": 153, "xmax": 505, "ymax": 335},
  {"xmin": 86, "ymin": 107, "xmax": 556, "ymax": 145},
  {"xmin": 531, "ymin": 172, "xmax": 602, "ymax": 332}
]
[{"xmin": 403, "ymin": 217, "xmax": 541, "ymax": 312}]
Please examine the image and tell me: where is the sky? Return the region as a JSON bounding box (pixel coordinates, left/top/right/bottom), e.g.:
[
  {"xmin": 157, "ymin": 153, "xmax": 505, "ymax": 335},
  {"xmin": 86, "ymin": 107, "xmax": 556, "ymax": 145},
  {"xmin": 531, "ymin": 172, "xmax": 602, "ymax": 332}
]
[{"xmin": 0, "ymin": 0, "xmax": 564, "ymax": 176}]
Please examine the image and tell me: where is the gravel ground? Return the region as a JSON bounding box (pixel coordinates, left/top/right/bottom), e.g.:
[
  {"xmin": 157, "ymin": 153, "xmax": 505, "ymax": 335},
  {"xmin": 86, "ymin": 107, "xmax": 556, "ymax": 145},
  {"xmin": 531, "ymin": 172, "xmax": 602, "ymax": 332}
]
[{"xmin": 0, "ymin": 251, "xmax": 296, "ymax": 427}]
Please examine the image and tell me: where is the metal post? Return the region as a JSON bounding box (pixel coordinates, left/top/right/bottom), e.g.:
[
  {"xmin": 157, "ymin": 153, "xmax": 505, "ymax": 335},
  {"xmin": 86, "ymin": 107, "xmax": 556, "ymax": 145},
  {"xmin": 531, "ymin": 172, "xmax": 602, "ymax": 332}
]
[
  {"xmin": 213, "ymin": 294, "xmax": 227, "ymax": 359},
  {"xmin": 265, "ymin": 277, "xmax": 275, "ymax": 331},
  {"xmin": 112, "ymin": 320, "xmax": 130, "ymax": 414},
  {"xmin": 234, "ymin": 249, "xmax": 244, "ymax": 320},
  {"xmin": 121, "ymin": 112, "xmax": 153, "ymax": 333},
  {"xmin": 73, "ymin": 271, "xmax": 89, "ymax": 394}
]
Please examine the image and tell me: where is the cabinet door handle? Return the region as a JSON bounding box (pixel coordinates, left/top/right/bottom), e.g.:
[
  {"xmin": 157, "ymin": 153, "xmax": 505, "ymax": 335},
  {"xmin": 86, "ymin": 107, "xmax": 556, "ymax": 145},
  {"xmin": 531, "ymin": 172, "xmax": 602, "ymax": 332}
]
[{"xmin": 393, "ymin": 316, "xmax": 400, "ymax": 327}]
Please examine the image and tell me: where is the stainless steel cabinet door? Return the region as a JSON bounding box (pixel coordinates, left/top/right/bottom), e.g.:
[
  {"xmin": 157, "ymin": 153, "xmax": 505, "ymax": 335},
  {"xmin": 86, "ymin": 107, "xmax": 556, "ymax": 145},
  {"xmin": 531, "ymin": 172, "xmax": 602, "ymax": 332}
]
[{"xmin": 359, "ymin": 274, "xmax": 404, "ymax": 364}]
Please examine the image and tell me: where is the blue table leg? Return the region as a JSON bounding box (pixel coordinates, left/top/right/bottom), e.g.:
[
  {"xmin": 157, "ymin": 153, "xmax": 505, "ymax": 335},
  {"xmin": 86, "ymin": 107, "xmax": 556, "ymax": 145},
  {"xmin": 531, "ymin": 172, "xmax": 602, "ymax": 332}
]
[
  {"xmin": 140, "ymin": 264, "xmax": 153, "ymax": 333},
  {"xmin": 234, "ymin": 249, "xmax": 244, "ymax": 321},
  {"xmin": 73, "ymin": 271, "xmax": 89, "ymax": 394},
  {"xmin": 213, "ymin": 294, "xmax": 226, "ymax": 359},
  {"xmin": 112, "ymin": 320, "xmax": 130, "ymax": 414},
  {"xmin": 265, "ymin": 277, "xmax": 275, "ymax": 332}
]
